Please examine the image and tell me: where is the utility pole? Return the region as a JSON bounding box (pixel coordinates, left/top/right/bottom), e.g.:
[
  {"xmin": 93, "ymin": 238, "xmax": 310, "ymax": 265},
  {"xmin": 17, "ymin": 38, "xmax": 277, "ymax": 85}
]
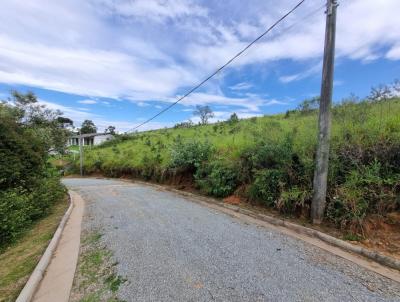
[
  {"xmin": 79, "ymin": 130, "xmax": 84, "ymax": 177},
  {"xmin": 311, "ymin": 0, "xmax": 338, "ymax": 224}
]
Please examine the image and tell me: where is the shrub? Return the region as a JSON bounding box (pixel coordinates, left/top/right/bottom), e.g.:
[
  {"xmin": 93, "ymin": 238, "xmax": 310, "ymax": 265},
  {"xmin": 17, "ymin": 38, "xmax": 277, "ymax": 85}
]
[
  {"xmin": 237, "ymin": 135, "xmax": 296, "ymax": 184},
  {"xmin": 195, "ymin": 161, "xmax": 238, "ymax": 197},
  {"xmin": 248, "ymin": 169, "xmax": 284, "ymax": 206},
  {"xmin": 0, "ymin": 189, "xmax": 32, "ymax": 245},
  {"xmin": 169, "ymin": 139, "xmax": 213, "ymax": 172},
  {"xmin": 276, "ymin": 187, "xmax": 311, "ymax": 215},
  {"xmin": 326, "ymin": 161, "xmax": 398, "ymax": 232},
  {"xmin": 0, "ymin": 175, "xmax": 65, "ymax": 246}
]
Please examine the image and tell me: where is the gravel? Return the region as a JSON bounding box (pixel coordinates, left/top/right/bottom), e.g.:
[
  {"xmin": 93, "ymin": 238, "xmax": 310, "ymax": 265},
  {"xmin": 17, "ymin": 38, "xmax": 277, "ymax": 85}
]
[{"xmin": 63, "ymin": 178, "xmax": 400, "ymax": 302}]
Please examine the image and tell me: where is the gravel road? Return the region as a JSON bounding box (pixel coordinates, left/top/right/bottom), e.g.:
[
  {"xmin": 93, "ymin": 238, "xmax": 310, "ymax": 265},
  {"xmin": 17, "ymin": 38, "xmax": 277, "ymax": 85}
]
[{"xmin": 64, "ymin": 178, "xmax": 400, "ymax": 302}]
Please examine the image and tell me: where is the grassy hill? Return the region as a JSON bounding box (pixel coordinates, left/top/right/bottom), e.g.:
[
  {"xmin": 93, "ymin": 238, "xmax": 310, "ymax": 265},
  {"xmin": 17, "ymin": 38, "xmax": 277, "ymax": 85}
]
[{"xmin": 65, "ymin": 98, "xmax": 400, "ymax": 233}]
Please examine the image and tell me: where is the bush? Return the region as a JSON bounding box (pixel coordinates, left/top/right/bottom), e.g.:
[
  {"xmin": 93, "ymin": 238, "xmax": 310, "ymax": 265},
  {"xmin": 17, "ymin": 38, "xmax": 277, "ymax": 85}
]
[
  {"xmin": 326, "ymin": 161, "xmax": 399, "ymax": 232},
  {"xmin": 169, "ymin": 139, "xmax": 213, "ymax": 172},
  {"xmin": 195, "ymin": 161, "xmax": 238, "ymax": 197},
  {"xmin": 276, "ymin": 187, "xmax": 311, "ymax": 215},
  {"xmin": 0, "ymin": 175, "xmax": 65, "ymax": 246},
  {"xmin": 238, "ymin": 135, "xmax": 295, "ymax": 182},
  {"xmin": 0, "ymin": 92, "xmax": 68, "ymax": 248},
  {"xmin": 0, "ymin": 189, "xmax": 32, "ymax": 245},
  {"xmin": 248, "ymin": 169, "xmax": 284, "ymax": 206}
]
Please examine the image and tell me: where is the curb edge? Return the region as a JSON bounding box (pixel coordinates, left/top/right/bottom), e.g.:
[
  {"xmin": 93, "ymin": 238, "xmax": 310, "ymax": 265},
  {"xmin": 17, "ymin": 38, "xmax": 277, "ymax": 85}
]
[{"xmin": 16, "ymin": 193, "xmax": 74, "ymax": 302}]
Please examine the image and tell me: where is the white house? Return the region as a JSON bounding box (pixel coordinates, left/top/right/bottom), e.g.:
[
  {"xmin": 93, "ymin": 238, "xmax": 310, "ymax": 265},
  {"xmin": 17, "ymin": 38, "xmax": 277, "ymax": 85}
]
[{"xmin": 68, "ymin": 133, "xmax": 114, "ymax": 146}]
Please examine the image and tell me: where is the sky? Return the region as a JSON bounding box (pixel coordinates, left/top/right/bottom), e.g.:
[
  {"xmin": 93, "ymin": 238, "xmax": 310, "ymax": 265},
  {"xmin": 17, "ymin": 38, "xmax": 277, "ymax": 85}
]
[{"xmin": 0, "ymin": 0, "xmax": 400, "ymax": 132}]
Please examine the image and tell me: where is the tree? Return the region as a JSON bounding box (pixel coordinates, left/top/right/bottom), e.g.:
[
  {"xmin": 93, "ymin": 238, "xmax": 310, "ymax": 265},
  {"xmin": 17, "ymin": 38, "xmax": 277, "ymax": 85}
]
[
  {"xmin": 0, "ymin": 92, "xmax": 66, "ymax": 246},
  {"xmin": 193, "ymin": 105, "xmax": 214, "ymax": 125},
  {"xmin": 57, "ymin": 117, "xmax": 73, "ymax": 129},
  {"xmin": 392, "ymin": 79, "xmax": 400, "ymax": 96},
  {"xmin": 80, "ymin": 119, "xmax": 97, "ymax": 134},
  {"xmin": 105, "ymin": 125, "xmax": 116, "ymax": 135},
  {"xmin": 5, "ymin": 91, "xmax": 71, "ymax": 154},
  {"xmin": 228, "ymin": 113, "xmax": 239, "ymax": 124},
  {"xmin": 368, "ymin": 84, "xmax": 391, "ymax": 102}
]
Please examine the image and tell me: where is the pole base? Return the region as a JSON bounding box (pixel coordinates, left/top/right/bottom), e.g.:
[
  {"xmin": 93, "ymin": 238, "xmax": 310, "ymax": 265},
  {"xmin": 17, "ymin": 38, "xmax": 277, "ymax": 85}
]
[{"xmin": 312, "ymin": 218, "xmax": 323, "ymax": 225}]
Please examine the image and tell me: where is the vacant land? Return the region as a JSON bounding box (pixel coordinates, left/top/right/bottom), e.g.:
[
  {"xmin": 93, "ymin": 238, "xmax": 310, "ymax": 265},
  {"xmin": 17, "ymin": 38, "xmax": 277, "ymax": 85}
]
[
  {"xmin": 66, "ymin": 98, "xmax": 400, "ymax": 242},
  {"xmin": 0, "ymin": 197, "xmax": 68, "ymax": 302}
]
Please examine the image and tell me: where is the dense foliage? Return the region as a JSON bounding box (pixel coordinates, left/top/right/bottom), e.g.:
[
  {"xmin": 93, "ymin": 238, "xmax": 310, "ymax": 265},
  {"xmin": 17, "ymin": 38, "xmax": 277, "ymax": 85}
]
[
  {"xmin": 66, "ymin": 94, "xmax": 400, "ymax": 233},
  {"xmin": 80, "ymin": 119, "xmax": 97, "ymax": 134},
  {"xmin": 0, "ymin": 92, "xmax": 67, "ymax": 247}
]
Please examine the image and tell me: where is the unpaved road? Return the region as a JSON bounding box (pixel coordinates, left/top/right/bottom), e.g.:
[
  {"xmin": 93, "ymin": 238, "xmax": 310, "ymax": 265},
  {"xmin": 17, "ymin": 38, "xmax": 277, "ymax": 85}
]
[{"xmin": 64, "ymin": 178, "xmax": 400, "ymax": 302}]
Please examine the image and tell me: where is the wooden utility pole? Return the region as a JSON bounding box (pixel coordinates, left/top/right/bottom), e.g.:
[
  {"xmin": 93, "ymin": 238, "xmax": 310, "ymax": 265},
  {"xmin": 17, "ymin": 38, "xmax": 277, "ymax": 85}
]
[
  {"xmin": 311, "ymin": 0, "xmax": 338, "ymax": 224},
  {"xmin": 79, "ymin": 130, "xmax": 84, "ymax": 177}
]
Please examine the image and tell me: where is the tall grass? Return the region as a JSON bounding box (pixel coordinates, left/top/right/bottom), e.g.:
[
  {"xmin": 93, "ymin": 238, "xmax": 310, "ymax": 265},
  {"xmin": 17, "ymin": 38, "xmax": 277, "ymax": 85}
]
[{"xmin": 65, "ymin": 98, "xmax": 400, "ymax": 232}]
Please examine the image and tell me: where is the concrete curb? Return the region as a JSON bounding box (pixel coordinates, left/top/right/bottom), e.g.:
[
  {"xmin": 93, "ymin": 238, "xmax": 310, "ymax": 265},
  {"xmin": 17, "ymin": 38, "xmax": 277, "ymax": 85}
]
[
  {"xmin": 16, "ymin": 193, "xmax": 74, "ymax": 302},
  {"xmin": 131, "ymin": 179, "xmax": 400, "ymax": 272}
]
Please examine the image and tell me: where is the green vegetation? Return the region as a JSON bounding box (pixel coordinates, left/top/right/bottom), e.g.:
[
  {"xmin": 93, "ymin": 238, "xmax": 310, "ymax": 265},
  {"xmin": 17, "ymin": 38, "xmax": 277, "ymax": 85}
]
[
  {"xmin": 80, "ymin": 119, "xmax": 97, "ymax": 134},
  {"xmin": 65, "ymin": 94, "xmax": 400, "ymax": 233},
  {"xmin": 0, "ymin": 197, "xmax": 69, "ymax": 302},
  {"xmin": 70, "ymin": 232, "xmax": 126, "ymax": 302},
  {"xmin": 0, "ymin": 91, "xmax": 68, "ymax": 248}
]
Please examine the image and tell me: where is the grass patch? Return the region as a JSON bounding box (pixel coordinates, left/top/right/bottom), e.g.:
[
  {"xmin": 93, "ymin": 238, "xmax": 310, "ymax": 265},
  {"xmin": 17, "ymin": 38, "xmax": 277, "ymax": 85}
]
[
  {"xmin": 0, "ymin": 196, "xmax": 69, "ymax": 302},
  {"xmin": 63, "ymin": 98, "xmax": 400, "ymax": 233},
  {"xmin": 70, "ymin": 231, "xmax": 126, "ymax": 302},
  {"xmin": 343, "ymin": 233, "xmax": 364, "ymax": 242}
]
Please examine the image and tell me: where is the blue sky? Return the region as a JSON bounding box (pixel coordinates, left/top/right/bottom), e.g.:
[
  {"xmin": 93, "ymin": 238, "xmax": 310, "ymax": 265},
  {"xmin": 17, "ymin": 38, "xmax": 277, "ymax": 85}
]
[{"xmin": 0, "ymin": 0, "xmax": 399, "ymax": 132}]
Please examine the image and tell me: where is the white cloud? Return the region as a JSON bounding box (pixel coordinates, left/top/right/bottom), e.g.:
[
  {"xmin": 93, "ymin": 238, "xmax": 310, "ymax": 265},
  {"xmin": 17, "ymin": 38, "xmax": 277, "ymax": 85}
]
[
  {"xmin": 386, "ymin": 44, "xmax": 400, "ymax": 60},
  {"xmin": 0, "ymin": 0, "xmax": 399, "ymax": 109},
  {"xmin": 279, "ymin": 61, "xmax": 322, "ymax": 83},
  {"xmin": 230, "ymin": 82, "xmax": 253, "ymax": 91},
  {"xmin": 78, "ymin": 99, "xmax": 97, "ymax": 104},
  {"xmin": 39, "ymin": 98, "xmax": 172, "ymax": 132},
  {"xmin": 264, "ymin": 100, "xmax": 287, "ymax": 106},
  {"xmin": 179, "ymin": 92, "xmax": 266, "ymax": 112},
  {"xmin": 137, "ymin": 101, "xmax": 150, "ymax": 107},
  {"xmin": 98, "ymin": 0, "xmax": 207, "ymax": 23}
]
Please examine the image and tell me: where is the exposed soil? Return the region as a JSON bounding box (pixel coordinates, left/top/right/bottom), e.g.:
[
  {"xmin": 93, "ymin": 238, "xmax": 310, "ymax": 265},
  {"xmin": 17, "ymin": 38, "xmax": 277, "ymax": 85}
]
[
  {"xmin": 223, "ymin": 195, "xmax": 241, "ymax": 205},
  {"xmin": 229, "ymin": 197, "xmax": 400, "ymax": 261},
  {"xmin": 354, "ymin": 214, "xmax": 400, "ymax": 259}
]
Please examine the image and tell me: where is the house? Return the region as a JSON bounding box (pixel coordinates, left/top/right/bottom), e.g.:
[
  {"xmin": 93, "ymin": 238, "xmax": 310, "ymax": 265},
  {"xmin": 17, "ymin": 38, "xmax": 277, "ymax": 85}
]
[{"xmin": 68, "ymin": 133, "xmax": 114, "ymax": 146}]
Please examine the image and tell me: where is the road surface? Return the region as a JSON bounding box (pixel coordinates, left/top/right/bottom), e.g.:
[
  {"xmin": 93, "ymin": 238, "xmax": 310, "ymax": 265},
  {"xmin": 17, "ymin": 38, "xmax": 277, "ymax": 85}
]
[{"xmin": 63, "ymin": 178, "xmax": 400, "ymax": 302}]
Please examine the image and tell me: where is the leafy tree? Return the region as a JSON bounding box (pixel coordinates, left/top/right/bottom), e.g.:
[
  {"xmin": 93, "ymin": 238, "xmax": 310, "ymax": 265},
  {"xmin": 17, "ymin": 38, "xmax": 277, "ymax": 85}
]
[
  {"xmin": 5, "ymin": 91, "xmax": 71, "ymax": 154},
  {"xmin": 193, "ymin": 105, "xmax": 214, "ymax": 125},
  {"xmin": 0, "ymin": 91, "xmax": 67, "ymax": 245},
  {"xmin": 80, "ymin": 119, "xmax": 97, "ymax": 134},
  {"xmin": 105, "ymin": 125, "xmax": 116, "ymax": 135},
  {"xmin": 228, "ymin": 113, "xmax": 239, "ymax": 124},
  {"xmin": 57, "ymin": 117, "xmax": 73, "ymax": 128}
]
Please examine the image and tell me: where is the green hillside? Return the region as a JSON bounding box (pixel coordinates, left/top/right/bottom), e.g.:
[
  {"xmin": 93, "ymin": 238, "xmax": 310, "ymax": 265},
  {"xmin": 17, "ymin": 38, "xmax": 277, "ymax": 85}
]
[{"xmin": 66, "ymin": 98, "xmax": 400, "ymax": 232}]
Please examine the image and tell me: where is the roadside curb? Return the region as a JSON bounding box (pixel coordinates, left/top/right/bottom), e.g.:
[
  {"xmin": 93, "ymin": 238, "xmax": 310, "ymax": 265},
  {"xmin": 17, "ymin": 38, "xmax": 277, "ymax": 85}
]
[
  {"xmin": 16, "ymin": 193, "xmax": 74, "ymax": 302},
  {"xmin": 132, "ymin": 179, "xmax": 400, "ymax": 272}
]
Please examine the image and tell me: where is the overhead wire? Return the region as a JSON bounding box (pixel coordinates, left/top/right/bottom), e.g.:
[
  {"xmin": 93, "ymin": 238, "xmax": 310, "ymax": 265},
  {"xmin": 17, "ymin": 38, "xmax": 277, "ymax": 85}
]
[{"xmin": 127, "ymin": 0, "xmax": 320, "ymax": 132}]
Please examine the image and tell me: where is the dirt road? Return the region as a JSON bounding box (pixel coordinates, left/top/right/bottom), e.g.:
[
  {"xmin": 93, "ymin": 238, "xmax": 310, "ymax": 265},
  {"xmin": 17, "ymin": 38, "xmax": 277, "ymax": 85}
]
[{"xmin": 64, "ymin": 178, "xmax": 400, "ymax": 302}]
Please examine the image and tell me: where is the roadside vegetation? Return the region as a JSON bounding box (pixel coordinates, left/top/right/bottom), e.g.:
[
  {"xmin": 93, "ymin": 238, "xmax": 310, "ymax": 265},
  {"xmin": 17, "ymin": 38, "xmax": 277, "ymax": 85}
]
[
  {"xmin": 0, "ymin": 91, "xmax": 71, "ymax": 300},
  {"xmin": 70, "ymin": 231, "xmax": 126, "ymax": 302},
  {"xmin": 65, "ymin": 82, "xmax": 400, "ymax": 237},
  {"xmin": 0, "ymin": 197, "xmax": 68, "ymax": 302},
  {"xmin": 0, "ymin": 91, "xmax": 70, "ymax": 248}
]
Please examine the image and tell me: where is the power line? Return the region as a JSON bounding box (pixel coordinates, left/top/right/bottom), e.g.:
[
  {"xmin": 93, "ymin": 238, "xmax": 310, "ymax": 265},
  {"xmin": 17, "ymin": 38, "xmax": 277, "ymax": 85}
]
[{"xmin": 128, "ymin": 0, "xmax": 308, "ymax": 132}]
